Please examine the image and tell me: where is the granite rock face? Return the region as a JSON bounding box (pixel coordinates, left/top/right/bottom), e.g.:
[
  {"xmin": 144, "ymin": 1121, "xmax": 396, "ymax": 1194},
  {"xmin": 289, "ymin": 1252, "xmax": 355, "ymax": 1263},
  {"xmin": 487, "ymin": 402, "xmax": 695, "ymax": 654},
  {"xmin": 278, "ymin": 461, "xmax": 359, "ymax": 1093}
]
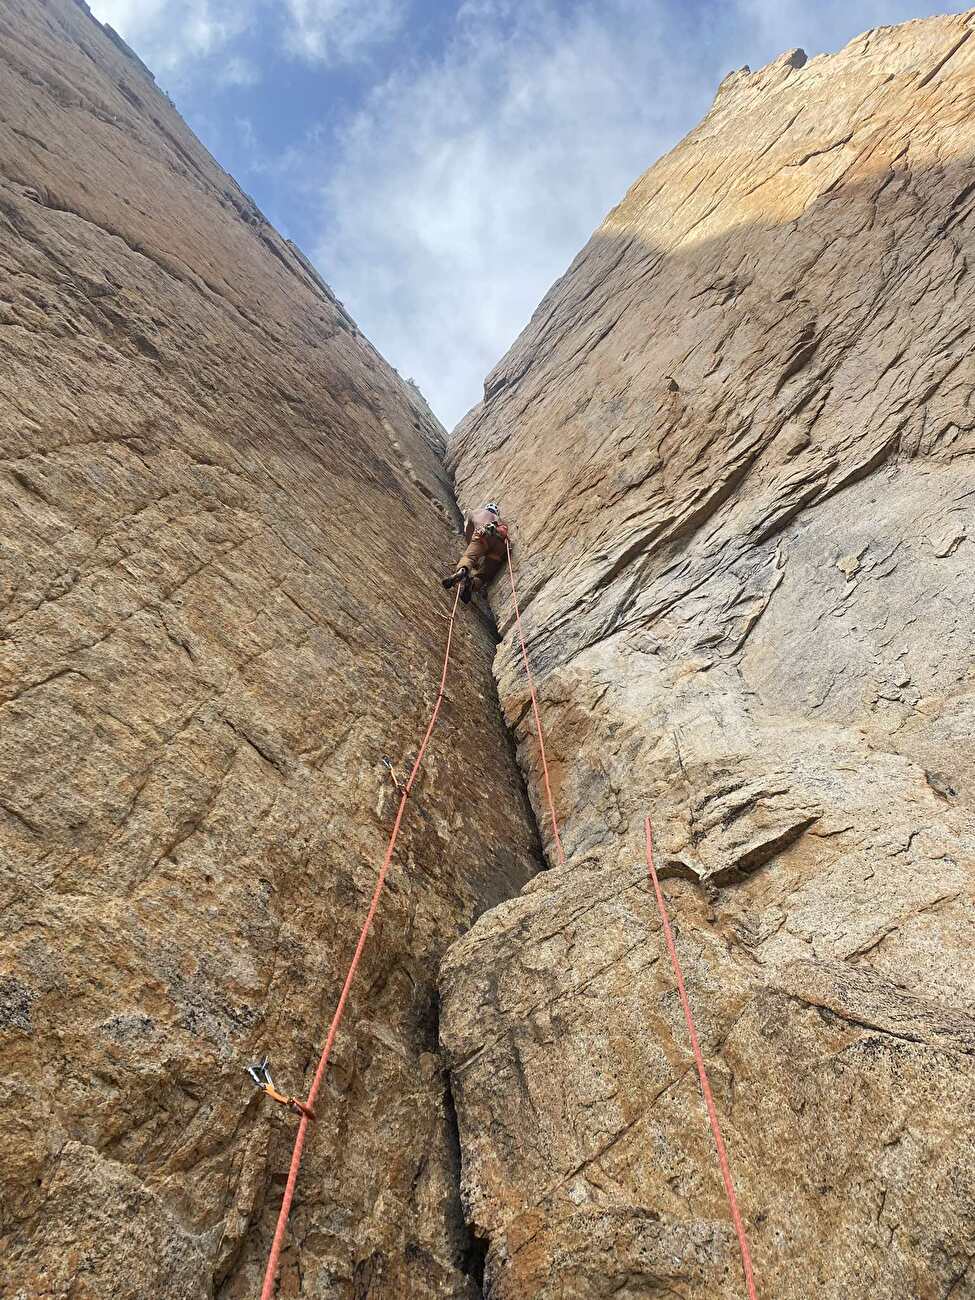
[
  {"xmin": 0, "ymin": 3, "xmax": 538, "ymax": 1297},
  {"xmin": 445, "ymin": 14, "xmax": 975, "ymax": 1299}
]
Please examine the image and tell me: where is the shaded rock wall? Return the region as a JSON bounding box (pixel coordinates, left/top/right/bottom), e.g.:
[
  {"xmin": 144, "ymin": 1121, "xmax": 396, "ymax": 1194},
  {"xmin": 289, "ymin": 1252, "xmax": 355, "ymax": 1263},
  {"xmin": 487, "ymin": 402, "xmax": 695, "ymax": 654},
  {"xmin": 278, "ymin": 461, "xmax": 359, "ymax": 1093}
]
[
  {"xmin": 0, "ymin": 2, "xmax": 538, "ymax": 1296},
  {"xmin": 445, "ymin": 13, "xmax": 975, "ymax": 1299}
]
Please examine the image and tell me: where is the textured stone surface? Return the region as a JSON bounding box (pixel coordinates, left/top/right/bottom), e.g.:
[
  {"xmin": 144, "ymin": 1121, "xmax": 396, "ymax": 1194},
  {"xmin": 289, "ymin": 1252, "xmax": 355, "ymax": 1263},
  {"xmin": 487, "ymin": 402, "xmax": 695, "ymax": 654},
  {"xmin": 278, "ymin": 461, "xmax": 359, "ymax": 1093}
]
[
  {"xmin": 445, "ymin": 14, "xmax": 975, "ymax": 1299},
  {"xmin": 0, "ymin": 3, "xmax": 539, "ymax": 1297}
]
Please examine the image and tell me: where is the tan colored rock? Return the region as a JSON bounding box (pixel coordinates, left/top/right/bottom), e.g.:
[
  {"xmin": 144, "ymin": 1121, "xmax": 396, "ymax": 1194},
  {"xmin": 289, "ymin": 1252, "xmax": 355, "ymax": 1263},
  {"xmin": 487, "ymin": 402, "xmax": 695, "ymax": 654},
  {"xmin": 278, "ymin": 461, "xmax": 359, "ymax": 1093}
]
[
  {"xmin": 445, "ymin": 13, "xmax": 975, "ymax": 1299},
  {"xmin": 0, "ymin": 2, "xmax": 538, "ymax": 1297}
]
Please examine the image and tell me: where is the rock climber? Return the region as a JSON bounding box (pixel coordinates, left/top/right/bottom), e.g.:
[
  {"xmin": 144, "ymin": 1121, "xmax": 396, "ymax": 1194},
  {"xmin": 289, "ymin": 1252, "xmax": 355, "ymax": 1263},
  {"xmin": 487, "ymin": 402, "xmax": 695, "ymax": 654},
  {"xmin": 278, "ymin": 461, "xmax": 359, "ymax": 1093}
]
[{"xmin": 442, "ymin": 501, "xmax": 509, "ymax": 604}]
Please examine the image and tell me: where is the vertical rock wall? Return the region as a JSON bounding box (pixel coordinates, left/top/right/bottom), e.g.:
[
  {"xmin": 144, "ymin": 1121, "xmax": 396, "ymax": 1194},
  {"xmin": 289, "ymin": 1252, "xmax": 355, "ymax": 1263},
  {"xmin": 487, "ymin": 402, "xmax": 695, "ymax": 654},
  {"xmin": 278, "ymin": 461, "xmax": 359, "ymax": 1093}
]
[
  {"xmin": 445, "ymin": 14, "xmax": 975, "ymax": 1299},
  {"xmin": 0, "ymin": 2, "xmax": 538, "ymax": 1296}
]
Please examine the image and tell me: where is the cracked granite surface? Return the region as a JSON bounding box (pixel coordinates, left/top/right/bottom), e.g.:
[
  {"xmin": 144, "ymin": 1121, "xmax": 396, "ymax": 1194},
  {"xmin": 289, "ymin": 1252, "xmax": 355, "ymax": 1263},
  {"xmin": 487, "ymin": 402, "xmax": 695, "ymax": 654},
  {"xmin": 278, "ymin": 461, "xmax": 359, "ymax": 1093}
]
[
  {"xmin": 0, "ymin": 3, "xmax": 538, "ymax": 1297},
  {"xmin": 445, "ymin": 14, "xmax": 975, "ymax": 1299}
]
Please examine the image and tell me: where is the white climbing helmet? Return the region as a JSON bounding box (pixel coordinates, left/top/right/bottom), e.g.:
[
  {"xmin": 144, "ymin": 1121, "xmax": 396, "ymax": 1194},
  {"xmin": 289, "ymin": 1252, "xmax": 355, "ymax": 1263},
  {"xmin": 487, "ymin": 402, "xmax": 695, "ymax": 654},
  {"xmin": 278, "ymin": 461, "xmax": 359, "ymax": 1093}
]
[{"xmin": 485, "ymin": 501, "xmax": 500, "ymax": 516}]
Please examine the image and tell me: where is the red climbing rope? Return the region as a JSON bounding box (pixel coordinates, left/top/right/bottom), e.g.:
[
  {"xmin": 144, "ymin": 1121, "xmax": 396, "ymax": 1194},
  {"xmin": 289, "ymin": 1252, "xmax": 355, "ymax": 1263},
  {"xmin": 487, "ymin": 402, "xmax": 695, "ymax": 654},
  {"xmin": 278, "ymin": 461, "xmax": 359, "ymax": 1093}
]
[
  {"xmin": 644, "ymin": 817, "xmax": 759, "ymax": 1299},
  {"xmin": 259, "ymin": 587, "xmax": 462, "ymax": 1300},
  {"xmin": 505, "ymin": 539, "xmax": 566, "ymax": 866}
]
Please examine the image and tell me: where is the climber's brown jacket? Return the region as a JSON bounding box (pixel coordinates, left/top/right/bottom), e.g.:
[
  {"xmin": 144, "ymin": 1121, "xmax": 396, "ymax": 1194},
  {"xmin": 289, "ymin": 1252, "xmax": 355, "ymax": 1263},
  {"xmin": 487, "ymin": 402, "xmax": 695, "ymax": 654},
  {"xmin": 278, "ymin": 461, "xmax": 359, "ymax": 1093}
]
[{"xmin": 456, "ymin": 509, "xmax": 508, "ymax": 591}]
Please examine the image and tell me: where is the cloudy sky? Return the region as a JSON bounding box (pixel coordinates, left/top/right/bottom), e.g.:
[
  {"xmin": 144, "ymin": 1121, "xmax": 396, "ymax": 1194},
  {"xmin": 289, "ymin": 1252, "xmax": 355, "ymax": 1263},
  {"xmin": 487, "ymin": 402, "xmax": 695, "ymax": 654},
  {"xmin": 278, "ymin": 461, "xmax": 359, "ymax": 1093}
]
[{"xmin": 89, "ymin": 0, "xmax": 965, "ymax": 428}]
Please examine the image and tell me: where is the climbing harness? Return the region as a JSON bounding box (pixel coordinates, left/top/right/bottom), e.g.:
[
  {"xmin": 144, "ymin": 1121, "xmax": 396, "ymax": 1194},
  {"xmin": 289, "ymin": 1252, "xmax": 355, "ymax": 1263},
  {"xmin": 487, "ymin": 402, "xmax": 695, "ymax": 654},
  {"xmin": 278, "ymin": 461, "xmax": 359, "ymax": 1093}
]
[
  {"xmin": 473, "ymin": 520, "xmax": 507, "ymax": 543},
  {"xmin": 258, "ymin": 587, "xmax": 462, "ymax": 1300},
  {"xmin": 246, "ymin": 1055, "xmax": 317, "ymax": 1121},
  {"xmin": 645, "ymin": 818, "xmax": 759, "ymax": 1299}
]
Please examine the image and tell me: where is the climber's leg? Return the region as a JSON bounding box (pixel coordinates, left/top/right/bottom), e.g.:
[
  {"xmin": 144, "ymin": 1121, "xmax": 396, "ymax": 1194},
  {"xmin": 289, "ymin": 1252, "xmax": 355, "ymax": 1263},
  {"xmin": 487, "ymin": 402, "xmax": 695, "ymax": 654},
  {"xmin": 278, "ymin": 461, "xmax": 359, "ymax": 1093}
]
[
  {"xmin": 442, "ymin": 535, "xmax": 487, "ymax": 592},
  {"xmin": 473, "ymin": 554, "xmax": 503, "ymax": 595}
]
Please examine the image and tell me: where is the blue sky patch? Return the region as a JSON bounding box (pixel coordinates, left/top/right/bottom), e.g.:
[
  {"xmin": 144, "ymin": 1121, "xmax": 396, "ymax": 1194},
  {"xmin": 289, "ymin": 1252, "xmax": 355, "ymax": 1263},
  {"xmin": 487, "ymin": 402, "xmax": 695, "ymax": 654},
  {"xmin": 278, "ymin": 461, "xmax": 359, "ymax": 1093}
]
[{"xmin": 90, "ymin": 0, "xmax": 967, "ymax": 428}]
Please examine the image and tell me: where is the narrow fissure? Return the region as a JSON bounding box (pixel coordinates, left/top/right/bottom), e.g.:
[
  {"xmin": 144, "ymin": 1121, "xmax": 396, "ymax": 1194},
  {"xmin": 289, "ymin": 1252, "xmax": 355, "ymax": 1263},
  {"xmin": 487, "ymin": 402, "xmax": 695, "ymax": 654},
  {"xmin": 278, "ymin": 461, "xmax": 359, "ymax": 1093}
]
[
  {"xmin": 436, "ymin": 987, "xmax": 490, "ymax": 1297},
  {"xmin": 432, "ymin": 473, "xmax": 551, "ymax": 1299}
]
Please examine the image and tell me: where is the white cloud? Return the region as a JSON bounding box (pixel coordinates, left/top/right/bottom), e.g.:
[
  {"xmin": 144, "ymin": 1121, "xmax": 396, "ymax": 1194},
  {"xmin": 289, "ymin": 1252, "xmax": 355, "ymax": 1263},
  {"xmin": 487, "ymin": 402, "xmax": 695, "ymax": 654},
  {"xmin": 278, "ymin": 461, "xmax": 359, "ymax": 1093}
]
[
  {"xmin": 89, "ymin": 0, "xmax": 972, "ymax": 429},
  {"xmin": 739, "ymin": 0, "xmax": 955, "ymax": 56},
  {"xmin": 88, "ymin": 0, "xmax": 257, "ymax": 81},
  {"xmin": 308, "ymin": 0, "xmax": 970, "ymax": 428},
  {"xmin": 89, "ymin": 0, "xmax": 408, "ymax": 82},
  {"xmin": 89, "ymin": 0, "xmax": 163, "ymax": 32},
  {"xmin": 220, "ymin": 55, "xmax": 261, "ymax": 87},
  {"xmin": 235, "ymin": 116, "xmax": 260, "ymax": 155},
  {"xmin": 282, "ymin": 0, "xmax": 406, "ymax": 64},
  {"xmin": 311, "ymin": 0, "xmax": 715, "ymax": 427}
]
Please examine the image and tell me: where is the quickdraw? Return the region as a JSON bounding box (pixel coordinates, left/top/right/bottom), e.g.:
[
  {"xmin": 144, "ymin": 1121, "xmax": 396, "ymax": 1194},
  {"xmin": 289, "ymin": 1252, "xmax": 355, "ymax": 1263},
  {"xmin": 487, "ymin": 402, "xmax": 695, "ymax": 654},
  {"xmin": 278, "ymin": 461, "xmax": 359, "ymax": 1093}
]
[
  {"xmin": 382, "ymin": 755, "xmax": 403, "ymax": 791},
  {"xmin": 258, "ymin": 586, "xmax": 462, "ymax": 1300},
  {"xmin": 246, "ymin": 1055, "xmax": 317, "ymax": 1121}
]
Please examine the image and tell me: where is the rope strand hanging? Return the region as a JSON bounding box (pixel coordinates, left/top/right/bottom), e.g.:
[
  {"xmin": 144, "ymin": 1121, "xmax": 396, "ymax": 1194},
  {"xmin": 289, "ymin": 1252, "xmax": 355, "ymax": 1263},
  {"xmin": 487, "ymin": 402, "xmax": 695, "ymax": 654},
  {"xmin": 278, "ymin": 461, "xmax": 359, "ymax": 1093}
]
[
  {"xmin": 503, "ymin": 547, "xmax": 759, "ymax": 1296},
  {"xmin": 259, "ymin": 587, "xmax": 461, "ymax": 1300},
  {"xmin": 644, "ymin": 817, "xmax": 759, "ymax": 1300},
  {"xmin": 258, "ymin": 545, "xmax": 761, "ymax": 1300},
  {"xmin": 505, "ymin": 538, "xmax": 565, "ymax": 866}
]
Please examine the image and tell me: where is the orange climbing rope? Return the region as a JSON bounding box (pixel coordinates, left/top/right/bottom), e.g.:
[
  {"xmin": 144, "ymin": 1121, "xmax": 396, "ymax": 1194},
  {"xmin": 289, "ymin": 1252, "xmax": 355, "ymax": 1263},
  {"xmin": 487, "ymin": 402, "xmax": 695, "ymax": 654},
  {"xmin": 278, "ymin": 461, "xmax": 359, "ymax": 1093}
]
[
  {"xmin": 644, "ymin": 817, "xmax": 759, "ymax": 1299},
  {"xmin": 503, "ymin": 551, "xmax": 757, "ymax": 1292},
  {"xmin": 259, "ymin": 548, "xmax": 759, "ymax": 1298},
  {"xmin": 259, "ymin": 587, "xmax": 462, "ymax": 1300},
  {"xmin": 504, "ymin": 538, "xmax": 565, "ymax": 866}
]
